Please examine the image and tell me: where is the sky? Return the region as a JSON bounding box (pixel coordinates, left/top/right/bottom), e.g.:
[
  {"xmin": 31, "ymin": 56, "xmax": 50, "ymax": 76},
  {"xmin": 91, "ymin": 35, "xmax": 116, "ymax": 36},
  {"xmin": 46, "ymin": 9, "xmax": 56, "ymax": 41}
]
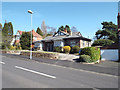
[{"xmin": 2, "ymin": 2, "xmax": 118, "ymax": 39}]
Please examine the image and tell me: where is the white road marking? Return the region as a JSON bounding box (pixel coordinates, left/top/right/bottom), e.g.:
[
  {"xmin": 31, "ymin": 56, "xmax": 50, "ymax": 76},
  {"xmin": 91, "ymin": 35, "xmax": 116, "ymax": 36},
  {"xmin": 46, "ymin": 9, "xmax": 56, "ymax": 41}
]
[
  {"xmin": 15, "ymin": 66, "xmax": 56, "ymax": 79},
  {"xmin": 0, "ymin": 61, "xmax": 5, "ymax": 64}
]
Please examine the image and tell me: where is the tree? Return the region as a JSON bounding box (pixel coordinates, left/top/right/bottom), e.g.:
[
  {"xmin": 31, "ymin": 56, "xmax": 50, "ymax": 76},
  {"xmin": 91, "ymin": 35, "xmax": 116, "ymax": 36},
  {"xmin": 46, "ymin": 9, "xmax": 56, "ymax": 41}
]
[
  {"xmin": 41, "ymin": 20, "xmax": 47, "ymax": 36},
  {"xmin": 65, "ymin": 25, "xmax": 70, "ymax": 33},
  {"xmin": 58, "ymin": 25, "xmax": 71, "ymax": 33},
  {"xmin": 92, "ymin": 39, "xmax": 114, "ymax": 46},
  {"xmin": 71, "ymin": 26, "xmax": 78, "ymax": 32},
  {"xmin": 0, "ymin": 23, "xmax": 2, "ymax": 31},
  {"xmin": 8, "ymin": 22, "xmax": 13, "ymax": 36},
  {"xmin": 95, "ymin": 22, "xmax": 118, "ymax": 42},
  {"xmin": 47, "ymin": 26, "xmax": 56, "ymax": 35},
  {"xmin": 2, "ymin": 22, "xmax": 14, "ymax": 49},
  {"xmin": 36, "ymin": 27, "xmax": 43, "ymax": 36},
  {"xmin": 2, "ymin": 22, "xmax": 13, "ymax": 36},
  {"xmin": 20, "ymin": 32, "xmax": 32, "ymax": 50},
  {"xmin": 58, "ymin": 26, "xmax": 65, "ymax": 31}
]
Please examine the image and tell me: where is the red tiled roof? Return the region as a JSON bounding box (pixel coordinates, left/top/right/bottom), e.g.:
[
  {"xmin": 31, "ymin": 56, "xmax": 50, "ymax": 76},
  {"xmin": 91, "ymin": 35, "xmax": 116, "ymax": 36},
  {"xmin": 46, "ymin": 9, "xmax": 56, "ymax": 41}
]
[
  {"xmin": 30, "ymin": 30, "xmax": 42, "ymax": 38},
  {"xmin": 17, "ymin": 30, "xmax": 42, "ymax": 38},
  {"xmin": 18, "ymin": 30, "xmax": 23, "ymax": 35}
]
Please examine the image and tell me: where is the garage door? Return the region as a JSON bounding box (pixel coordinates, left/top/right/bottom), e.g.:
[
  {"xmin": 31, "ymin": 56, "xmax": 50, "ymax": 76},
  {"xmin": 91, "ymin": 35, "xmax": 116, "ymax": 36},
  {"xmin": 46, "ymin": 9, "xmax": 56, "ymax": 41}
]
[{"xmin": 101, "ymin": 49, "xmax": 118, "ymax": 61}]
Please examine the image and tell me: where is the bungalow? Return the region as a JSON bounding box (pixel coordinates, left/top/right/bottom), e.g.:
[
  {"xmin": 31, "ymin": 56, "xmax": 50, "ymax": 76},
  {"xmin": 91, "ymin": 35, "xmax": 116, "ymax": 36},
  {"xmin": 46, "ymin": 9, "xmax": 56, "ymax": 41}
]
[
  {"xmin": 11, "ymin": 30, "xmax": 43, "ymax": 46},
  {"xmin": 40, "ymin": 29, "xmax": 92, "ymax": 51}
]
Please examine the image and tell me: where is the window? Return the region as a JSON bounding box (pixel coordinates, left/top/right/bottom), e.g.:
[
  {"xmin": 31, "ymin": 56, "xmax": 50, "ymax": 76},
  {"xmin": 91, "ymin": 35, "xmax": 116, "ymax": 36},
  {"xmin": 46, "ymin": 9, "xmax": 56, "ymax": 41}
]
[
  {"xmin": 70, "ymin": 41, "xmax": 76, "ymax": 46},
  {"xmin": 33, "ymin": 37, "xmax": 37, "ymax": 41},
  {"xmin": 16, "ymin": 36, "xmax": 20, "ymax": 40}
]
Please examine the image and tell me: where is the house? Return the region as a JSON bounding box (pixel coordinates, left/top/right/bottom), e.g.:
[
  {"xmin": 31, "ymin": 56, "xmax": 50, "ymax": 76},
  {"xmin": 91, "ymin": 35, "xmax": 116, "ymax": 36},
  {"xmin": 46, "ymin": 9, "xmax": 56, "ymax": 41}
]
[
  {"xmin": 40, "ymin": 29, "xmax": 91, "ymax": 51},
  {"xmin": 11, "ymin": 30, "xmax": 43, "ymax": 46},
  {"xmin": 33, "ymin": 40, "xmax": 43, "ymax": 50}
]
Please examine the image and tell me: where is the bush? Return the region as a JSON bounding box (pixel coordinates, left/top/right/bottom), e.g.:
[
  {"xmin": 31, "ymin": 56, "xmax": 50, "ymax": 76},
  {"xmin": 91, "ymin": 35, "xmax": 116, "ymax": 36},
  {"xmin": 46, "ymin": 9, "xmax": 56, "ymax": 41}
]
[
  {"xmin": 80, "ymin": 47, "xmax": 100, "ymax": 62},
  {"xmin": 72, "ymin": 45, "xmax": 80, "ymax": 53},
  {"xmin": 54, "ymin": 47, "xmax": 62, "ymax": 52},
  {"xmin": 10, "ymin": 46, "xmax": 16, "ymax": 50},
  {"xmin": 63, "ymin": 46, "xmax": 71, "ymax": 54},
  {"xmin": 1, "ymin": 43, "xmax": 6, "ymax": 49},
  {"xmin": 92, "ymin": 39, "xmax": 114, "ymax": 46},
  {"xmin": 15, "ymin": 44, "xmax": 22, "ymax": 50},
  {"xmin": 20, "ymin": 32, "xmax": 32, "ymax": 50},
  {"xmin": 1, "ymin": 43, "xmax": 10, "ymax": 49},
  {"xmin": 79, "ymin": 55, "xmax": 91, "ymax": 63}
]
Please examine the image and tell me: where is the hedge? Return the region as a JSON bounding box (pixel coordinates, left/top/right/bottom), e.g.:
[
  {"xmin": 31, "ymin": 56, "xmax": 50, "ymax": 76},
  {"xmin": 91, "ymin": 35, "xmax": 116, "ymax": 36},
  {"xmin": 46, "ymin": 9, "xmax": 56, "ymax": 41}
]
[
  {"xmin": 80, "ymin": 47, "xmax": 100, "ymax": 62},
  {"xmin": 54, "ymin": 47, "xmax": 62, "ymax": 53},
  {"xmin": 79, "ymin": 55, "xmax": 91, "ymax": 63},
  {"xmin": 71, "ymin": 45, "xmax": 80, "ymax": 53}
]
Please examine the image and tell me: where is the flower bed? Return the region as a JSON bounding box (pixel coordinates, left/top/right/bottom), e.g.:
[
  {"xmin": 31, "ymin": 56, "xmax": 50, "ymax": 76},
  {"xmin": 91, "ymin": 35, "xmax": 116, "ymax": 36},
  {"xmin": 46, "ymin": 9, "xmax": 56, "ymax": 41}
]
[{"xmin": 20, "ymin": 51, "xmax": 59, "ymax": 60}]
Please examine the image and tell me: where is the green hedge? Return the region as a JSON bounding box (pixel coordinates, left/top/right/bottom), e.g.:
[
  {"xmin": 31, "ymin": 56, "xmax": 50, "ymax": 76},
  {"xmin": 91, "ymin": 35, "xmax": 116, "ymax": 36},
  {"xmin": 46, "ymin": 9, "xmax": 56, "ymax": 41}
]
[
  {"xmin": 71, "ymin": 45, "xmax": 80, "ymax": 53},
  {"xmin": 79, "ymin": 55, "xmax": 91, "ymax": 63},
  {"xmin": 80, "ymin": 47, "xmax": 100, "ymax": 62},
  {"xmin": 54, "ymin": 47, "xmax": 62, "ymax": 53}
]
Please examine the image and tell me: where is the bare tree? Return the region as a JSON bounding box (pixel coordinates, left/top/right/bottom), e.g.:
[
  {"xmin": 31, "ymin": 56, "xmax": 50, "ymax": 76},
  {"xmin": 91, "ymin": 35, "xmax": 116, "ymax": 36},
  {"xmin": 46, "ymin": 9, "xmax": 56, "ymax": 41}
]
[
  {"xmin": 46, "ymin": 25, "xmax": 56, "ymax": 35},
  {"xmin": 71, "ymin": 26, "xmax": 78, "ymax": 32},
  {"xmin": 41, "ymin": 20, "xmax": 47, "ymax": 36}
]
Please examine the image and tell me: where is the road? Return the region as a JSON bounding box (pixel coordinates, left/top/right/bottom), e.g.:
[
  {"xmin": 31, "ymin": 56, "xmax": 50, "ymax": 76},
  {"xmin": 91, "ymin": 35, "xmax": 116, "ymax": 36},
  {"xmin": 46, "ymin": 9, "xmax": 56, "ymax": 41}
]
[{"xmin": 1, "ymin": 54, "xmax": 118, "ymax": 88}]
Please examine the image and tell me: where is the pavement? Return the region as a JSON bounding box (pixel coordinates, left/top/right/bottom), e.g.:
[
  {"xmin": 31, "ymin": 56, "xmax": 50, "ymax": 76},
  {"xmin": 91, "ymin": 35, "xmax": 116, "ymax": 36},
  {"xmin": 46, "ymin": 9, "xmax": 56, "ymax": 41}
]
[{"xmin": 0, "ymin": 53, "xmax": 119, "ymax": 88}]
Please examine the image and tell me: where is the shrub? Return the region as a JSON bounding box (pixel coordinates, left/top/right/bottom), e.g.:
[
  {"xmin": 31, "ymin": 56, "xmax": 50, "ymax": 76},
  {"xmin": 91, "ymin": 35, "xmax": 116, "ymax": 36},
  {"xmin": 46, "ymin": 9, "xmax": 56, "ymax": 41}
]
[
  {"xmin": 72, "ymin": 45, "xmax": 80, "ymax": 53},
  {"xmin": 1, "ymin": 43, "xmax": 10, "ymax": 49},
  {"xmin": 79, "ymin": 55, "xmax": 91, "ymax": 63},
  {"xmin": 1, "ymin": 43, "xmax": 6, "ymax": 49},
  {"xmin": 10, "ymin": 46, "xmax": 16, "ymax": 50},
  {"xmin": 92, "ymin": 39, "xmax": 114, "ymax": 46},
  {"xmin": 20, "ymin": 32, "xmax": 32, "ymax": 50},
  {"xmin": 80, "ymin": 47, "xmax": 100, "ymax": 62},
  {"xmin": 63, "ymin": 46, "xmax": 71, "ymax": 54},
  {"xmin": 54, "ymin": 47, "xmax": 62, "ymax": 52},
  {"xmin": 15, "ymin": 43, "xmax": 22, "ymax": 50}
]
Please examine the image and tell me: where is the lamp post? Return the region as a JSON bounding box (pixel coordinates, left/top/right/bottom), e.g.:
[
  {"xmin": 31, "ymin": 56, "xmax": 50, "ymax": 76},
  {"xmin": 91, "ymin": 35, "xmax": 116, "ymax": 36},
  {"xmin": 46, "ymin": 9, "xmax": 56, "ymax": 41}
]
[
  {"xmin": 118, "ymin": 2, "xmax": 120, "ymax": 61},
  {"xmin": 28, "ymin": 10, "xmax": 33, "ymax": 59}
]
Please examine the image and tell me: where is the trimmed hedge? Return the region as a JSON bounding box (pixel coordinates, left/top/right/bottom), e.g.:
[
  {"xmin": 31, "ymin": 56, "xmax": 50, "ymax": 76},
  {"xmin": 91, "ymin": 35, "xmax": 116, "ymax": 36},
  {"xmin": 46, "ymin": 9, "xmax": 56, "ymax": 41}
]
[
  {"xmin": 63, "ymin": 46, "xmax": 71, "ymax": 54},
  {"xmin": 80, "ymin": 47, "xmax": 100, "ymax": 62},
  {"xmin": 71, "ymin": 45, "xmax": 80, "ymax": 53},
  {"xmin": 54, "ymin": 47, "xmax": 62, "ymax": 53},
  {"xmin": 79, "ymin": 55, "xmax": 91, "ymax": 63}
]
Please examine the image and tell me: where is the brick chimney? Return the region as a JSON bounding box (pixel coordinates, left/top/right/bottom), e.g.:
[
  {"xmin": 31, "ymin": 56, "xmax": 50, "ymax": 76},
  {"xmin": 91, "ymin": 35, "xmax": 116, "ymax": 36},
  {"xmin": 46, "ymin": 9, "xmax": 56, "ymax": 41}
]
[
  {"xmin": 64, "ymin": 29, "xmax": 67, "ymax": 33},
  {"xmin": 69, "ymin": 30, "xmax": 72, "ymax": 36}
]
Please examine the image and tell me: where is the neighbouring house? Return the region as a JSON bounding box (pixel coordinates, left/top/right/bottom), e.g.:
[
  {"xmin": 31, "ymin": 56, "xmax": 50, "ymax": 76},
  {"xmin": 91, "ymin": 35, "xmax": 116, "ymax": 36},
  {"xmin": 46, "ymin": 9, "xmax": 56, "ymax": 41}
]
[
  {"xmin": 39, "ymin": 29, "xmax": 91, "ymax": 51},
  {"xmin": 33, "ymin": 40, "xmax": 43, "ymax": 50},
  {"xmin": 11, "ymin": 30, "xmax": 43, "ymax": 46}
]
